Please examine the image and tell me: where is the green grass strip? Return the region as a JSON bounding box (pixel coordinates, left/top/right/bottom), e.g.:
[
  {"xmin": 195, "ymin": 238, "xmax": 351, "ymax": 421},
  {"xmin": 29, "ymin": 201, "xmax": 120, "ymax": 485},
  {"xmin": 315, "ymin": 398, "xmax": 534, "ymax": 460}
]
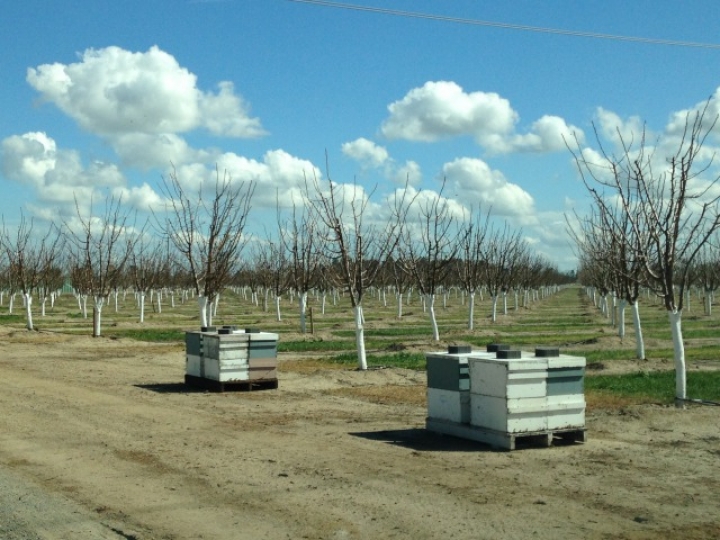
[{"xmin": 585, "ymin": 370, "xmax": 720, "ymax": 404}]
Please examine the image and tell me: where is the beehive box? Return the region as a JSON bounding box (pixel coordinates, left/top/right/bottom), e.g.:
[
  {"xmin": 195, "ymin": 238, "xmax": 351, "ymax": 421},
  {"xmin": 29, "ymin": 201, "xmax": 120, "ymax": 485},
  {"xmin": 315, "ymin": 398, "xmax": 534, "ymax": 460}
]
[
  {"xmin": 425, "ymin": 346, "xmax": 497, "ymax": 424},
  {"xmin": 426, "ymin": 347, "xmax": 586, "ymax": 450},
  {"xmin": 468, "ymin": 350, "xmax": 586, "ymax": 435},
  {"xmin": 185, "ymin": 328, "xmax": 279, "ymax": 389}
]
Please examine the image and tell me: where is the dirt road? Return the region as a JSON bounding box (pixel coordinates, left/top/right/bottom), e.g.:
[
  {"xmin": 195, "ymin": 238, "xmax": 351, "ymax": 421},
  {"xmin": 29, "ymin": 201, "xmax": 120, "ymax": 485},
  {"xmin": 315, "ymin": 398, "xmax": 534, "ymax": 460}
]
[{"xmin": 0, "ymin": 328, "xmax": 718, "ymax": 539}]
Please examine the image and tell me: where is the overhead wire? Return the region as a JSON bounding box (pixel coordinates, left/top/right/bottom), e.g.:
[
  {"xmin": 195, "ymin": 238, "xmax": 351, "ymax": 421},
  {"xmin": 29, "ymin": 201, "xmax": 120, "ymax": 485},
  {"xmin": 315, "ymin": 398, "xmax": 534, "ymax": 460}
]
[{"xmin": 287, "ymin": 0, "xmax": 720, "ymax": 50}]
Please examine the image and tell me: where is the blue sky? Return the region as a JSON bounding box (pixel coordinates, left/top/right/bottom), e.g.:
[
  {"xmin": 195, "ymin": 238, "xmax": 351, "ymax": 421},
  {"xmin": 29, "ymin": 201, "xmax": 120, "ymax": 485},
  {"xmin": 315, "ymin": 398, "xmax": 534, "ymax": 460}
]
[{"xmin": 2, "ymin": 0, "xmax": 720, "ymax": 270}]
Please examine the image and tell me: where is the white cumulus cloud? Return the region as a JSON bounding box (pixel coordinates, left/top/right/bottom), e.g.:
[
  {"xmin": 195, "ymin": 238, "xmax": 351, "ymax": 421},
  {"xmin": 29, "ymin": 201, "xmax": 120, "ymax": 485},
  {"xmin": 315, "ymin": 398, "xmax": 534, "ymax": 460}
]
[
  {"xmin": 27, "ymin": 46, "xmax": 265, "ymax": 139},
  {"xmin": 381, "ymin": 80, "xmax": 583, "ymax": 154},
  {"xmin": 381, "ymin": 81, "xmax": 516, "ymax": 145},
  {"xmin": 1, "ymin": 131, "xmax": 166, "ymax": 218},
  {"xmin": 441, "ymin": 157, "xmax": 535, "ymax": 217},
  {"xmin": 170, "ymin": 149, "xmax": 322, "ymax": 209},
  {"xmin": 342, "ymin": 137, "xmax": 390, "ymax": 167}
]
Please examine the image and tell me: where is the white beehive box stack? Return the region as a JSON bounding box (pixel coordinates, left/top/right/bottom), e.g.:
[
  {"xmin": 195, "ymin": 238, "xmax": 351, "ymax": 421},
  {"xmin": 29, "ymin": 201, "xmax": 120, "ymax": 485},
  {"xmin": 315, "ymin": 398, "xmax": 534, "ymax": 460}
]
[
  {"xmin": 426, "ymin": 346, "xmax": 586, "ymax": 450},
  {"xmin": 185, "ymin": 327, "xmax": 279, "ymax": 391}
]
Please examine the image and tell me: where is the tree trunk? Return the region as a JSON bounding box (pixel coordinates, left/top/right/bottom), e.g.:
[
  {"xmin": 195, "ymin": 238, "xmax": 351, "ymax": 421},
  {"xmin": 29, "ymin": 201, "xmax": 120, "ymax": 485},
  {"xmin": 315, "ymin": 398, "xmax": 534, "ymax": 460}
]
[
  {"xmin": 207, "ymin": 297, "xmax": 216, "ymax": 326},
  {"xmin": 275, "ymin": 295, "xmax": 282, "ymax": 322},
  {"xmin": 197, "ymin": 295, "xmax": 208, "ymax": 328},
  {"xmin": 139, "ymin": 293, "xmax": 146, "ymax": 323},
  {"xmin": 396, "ymin": 293, "xmax": 403, "ymax": 319},
  {"xmin": 354, "ymin": 305, "xmax": 367, "ymax": 371},
  {"xmin": 427, "ymin": 294, "xmax": 440, "ymax": 341},
  {"xmin": 92, "ymin": 297, "xmax": 104, "ymax": 337},
  {"xmin": 631, "ymin": 301, "xmax": 645, "ymax": 360},
  {"xmin": 299, "ymin": 291, "xmax": 308, "ymax": 334},
  {"xmin": 669, "ymin": 310, "xmax": 686, "ymax": 407},
  {"xmin": 467, "ymin": 292, "xmax": 475, "ymax": 330},
  {"xmin": 24, "ymin": 292, "xmax": 33, "ymax": 331},
  {"xmin": 491, "ymin": 294, "xmax": 498, "ymax": 323},
  {"xmin": 618, "ymin": 299, "xmax": 626, "ymax": 340}
]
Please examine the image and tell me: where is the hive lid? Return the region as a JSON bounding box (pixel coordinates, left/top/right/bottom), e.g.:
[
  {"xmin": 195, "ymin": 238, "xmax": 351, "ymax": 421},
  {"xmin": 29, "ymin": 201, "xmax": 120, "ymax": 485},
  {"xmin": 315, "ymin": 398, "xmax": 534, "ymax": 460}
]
[
  {"xmin": 486, "ymin": 343, "xmax": 510, "ymax": 353},
  {"xmin": 448, "ymin": 345, "xmax": 472, "ymax": 354}
]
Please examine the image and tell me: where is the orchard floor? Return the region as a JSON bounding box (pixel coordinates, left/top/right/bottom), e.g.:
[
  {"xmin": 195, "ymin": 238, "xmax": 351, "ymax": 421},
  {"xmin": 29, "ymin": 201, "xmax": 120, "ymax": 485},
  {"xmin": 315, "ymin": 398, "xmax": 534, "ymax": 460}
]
[{"xmin": 0, "ymin": 327, "xmax": 718, "ymax": 540}]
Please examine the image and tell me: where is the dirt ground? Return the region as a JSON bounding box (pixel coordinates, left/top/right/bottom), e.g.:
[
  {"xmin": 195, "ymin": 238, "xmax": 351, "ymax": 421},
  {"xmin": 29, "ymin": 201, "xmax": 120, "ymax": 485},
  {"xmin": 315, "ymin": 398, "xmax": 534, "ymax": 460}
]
[{"xmin": 0, "ymin": 326, "xmax": 718, "ymax": 540}]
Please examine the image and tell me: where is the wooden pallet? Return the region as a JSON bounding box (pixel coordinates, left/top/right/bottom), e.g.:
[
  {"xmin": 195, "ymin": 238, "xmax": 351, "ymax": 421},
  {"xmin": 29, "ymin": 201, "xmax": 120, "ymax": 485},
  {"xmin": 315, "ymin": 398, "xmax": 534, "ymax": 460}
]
[
  {"xmin": 184, "ymin": 374, "xmax": 278, "ymax": 392},
  {"xmin": 426, "ymin": 417, "xmax": 586, "ymax": 451}
]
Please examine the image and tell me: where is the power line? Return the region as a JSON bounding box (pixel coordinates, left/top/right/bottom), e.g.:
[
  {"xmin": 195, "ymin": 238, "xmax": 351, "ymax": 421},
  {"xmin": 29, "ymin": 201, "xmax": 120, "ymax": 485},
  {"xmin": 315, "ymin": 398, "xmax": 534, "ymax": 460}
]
[{"xmin": 287, "ymin": 0, "xmax": 720, "ymax": 50}]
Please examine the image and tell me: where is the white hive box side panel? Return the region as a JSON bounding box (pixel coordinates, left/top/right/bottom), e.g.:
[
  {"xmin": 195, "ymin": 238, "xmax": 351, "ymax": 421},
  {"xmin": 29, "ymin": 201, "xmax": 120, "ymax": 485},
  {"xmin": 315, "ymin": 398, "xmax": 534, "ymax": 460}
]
[
  {"xmin": 427, "ymin": 388, "xmax": 471, "ymax": 424},
  {"xmin": 470, "ymin": 394, "xmax": 549, "ymax": 433}
]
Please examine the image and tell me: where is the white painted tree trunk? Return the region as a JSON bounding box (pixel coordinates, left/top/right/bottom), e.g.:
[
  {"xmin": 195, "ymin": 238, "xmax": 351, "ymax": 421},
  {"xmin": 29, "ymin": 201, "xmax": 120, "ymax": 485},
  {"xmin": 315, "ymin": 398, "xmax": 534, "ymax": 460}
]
[
  {"xmin": 213, "ymin": 293, "xmax": 219, "ymax": 317},
  {"xmin": 197, "ymin": 295, "xmax": 208, "ymax": 328},
  {"xmin": 467, "ymin": 292, "xmax": 475, "ymax": 330},
  {"xmin": 321, "ymin": 293, "xmax": 326, "ymax": 315},
  {"xmin": 156, "ymin": 290, "xmax": 162, "ymax": 314},
  {"xmin": 139, "ymin": 293, "xmax": 145, "ymax": 323},
  {"xmin": 24, "ymin": 293, "xmax": 33, "ymax": 330},
  {"xmin": 354, "ymin": 305, "xmax": 367, "ymax": 371},
  {"xmin": 668, "ymin": 310, "xmax": 686, "ymax": 407},
  {"xmin": 396, "ymin": 293, "xmax": 403, "ymax": 319},
  {"xmin": 92, "ymin": 296, "xmax": 104, "ymax": 337},
  {"xmin": 206, "ymin": 297, "xmax": 215, "ymax": 327},
  {"xmin": 81, "ymin": 295, "xmax": 88, "ymax": 319},
  {"xmin": 631, "ymin": 301, "xmax": 645, "ymax": 360},
  {"xmin": 8, "ymin": 293, "xmax": 14, "ymax": 315},
  {"xmin": 114, "ymin": 290, "xmax": 119, "ymax": 313},
  {"xmin": 502, "ymin": 292, "xmax": 508, "ymax": 315},
  {"xmin": 491, "ymin": 295, "xmax": 498, "ymax": 323},
  {"xmin": 299, "ymin": 291, "xmax": 308, "ymax": 333},
  {"xmin": 41, "ymin": 297, "xmax": 47, "ymax": 317},
  {"xmin": 275, "ymin": 295, "xmax": 282, "ymax": 322},
  {"xmin": 263, "ymin": 289, "xmax": 270, "ymax": 312},
  {"xmin": 427, "ymin": 294, "xmax": 440, "ymax": 341},
  {"xmin": 618, "ymin": 299, "xmax": 626, "ymax": 340}
]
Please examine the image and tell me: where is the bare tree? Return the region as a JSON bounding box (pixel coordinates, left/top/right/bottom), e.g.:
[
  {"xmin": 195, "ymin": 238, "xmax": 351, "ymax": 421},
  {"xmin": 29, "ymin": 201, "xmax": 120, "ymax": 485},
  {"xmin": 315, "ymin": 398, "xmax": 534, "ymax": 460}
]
[
  {"xmin": 64, "ymin": 195, "xmax": 136, "ymax": 337},
  {"xmin": 277, "ymin": 197, "xmax": 323, "ymax": 333},
  {"xmin": 456, "ymin": 206, "xmax": 491, "ymax": 329},
  {"xmin": 157, "ymin": 166, "xmax": 254, "ymax": 328},
  {"xmin": 570, "ymin": 104, "xmax": 720, "ymax": 405},
  {"xmin": 570, "ymin": 205, "xmax": 647, "ymax": 359},
  {"xmin": 483, "ymin": 223, "xmax": 526, "ymax": 323},
  {"xmin": 399, "ymin": 183, "xmax": 463, "ymax": 340},
  {"xmin": 0, "ymin": 215, "xmax": 63, "ymax": 330},
  {"xmin": 693, "ymin": 243, "xmax": 720, "ymax": 316},
  {"xmin": 307, "ymin": 169, "xmax": 413, "ymax": 370},
  {"xmin": 129, "ymin": 234, "xmax": 169, "ymax": 323}
]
